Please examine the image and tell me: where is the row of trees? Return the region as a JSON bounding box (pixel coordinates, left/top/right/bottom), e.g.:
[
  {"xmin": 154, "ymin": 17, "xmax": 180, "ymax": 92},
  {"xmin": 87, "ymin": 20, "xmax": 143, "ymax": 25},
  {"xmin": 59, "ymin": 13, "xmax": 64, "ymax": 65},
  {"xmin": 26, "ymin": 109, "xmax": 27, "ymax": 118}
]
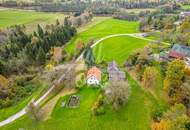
[
  {"xmin": 113, "ymin": 11, "xmax": 139, "ymax": 21},
  {"xmin": 68, "ymin": 12, "xmax": 93, "ymax": 27}
]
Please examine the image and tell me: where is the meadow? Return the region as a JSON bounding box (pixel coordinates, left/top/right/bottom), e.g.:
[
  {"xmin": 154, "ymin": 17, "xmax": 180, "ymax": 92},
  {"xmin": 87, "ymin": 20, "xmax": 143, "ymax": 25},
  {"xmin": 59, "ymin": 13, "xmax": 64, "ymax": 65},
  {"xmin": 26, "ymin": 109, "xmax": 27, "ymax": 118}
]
[
  {"xmin": 0, "ymin": 10, "xmax": 64, "ymax": 30},
  {"xmin": 94, "ymin": 35, "xmax": 148, "ymax": 65},
  {"xmin": 65, "ymin": 18, "xmax": 139, "ymax": 54},
  {"xmin": 0, "ymin": 18, "xmax": 168, "ymax": 130}
]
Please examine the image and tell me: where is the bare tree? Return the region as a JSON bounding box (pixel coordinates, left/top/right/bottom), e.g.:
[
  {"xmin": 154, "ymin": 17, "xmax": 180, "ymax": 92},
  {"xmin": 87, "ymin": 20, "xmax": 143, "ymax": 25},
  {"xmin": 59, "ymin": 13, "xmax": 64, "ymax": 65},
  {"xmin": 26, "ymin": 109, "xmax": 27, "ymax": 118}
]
[
  {"xmin": 27, "ymin": 102, "xmax": 42, "ymax": 121},
  {"xmin": 104, "ymin": 81, "xmax": 131, "ymax": 110}
]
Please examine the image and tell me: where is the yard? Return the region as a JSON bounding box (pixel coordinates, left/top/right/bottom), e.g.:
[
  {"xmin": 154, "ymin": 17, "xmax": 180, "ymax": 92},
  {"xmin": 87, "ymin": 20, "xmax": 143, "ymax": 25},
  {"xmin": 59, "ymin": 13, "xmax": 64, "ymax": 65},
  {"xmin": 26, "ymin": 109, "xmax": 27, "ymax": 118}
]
[{"xmin": 1, "ymin": 74, "xmax": 167, "ymax": 130}]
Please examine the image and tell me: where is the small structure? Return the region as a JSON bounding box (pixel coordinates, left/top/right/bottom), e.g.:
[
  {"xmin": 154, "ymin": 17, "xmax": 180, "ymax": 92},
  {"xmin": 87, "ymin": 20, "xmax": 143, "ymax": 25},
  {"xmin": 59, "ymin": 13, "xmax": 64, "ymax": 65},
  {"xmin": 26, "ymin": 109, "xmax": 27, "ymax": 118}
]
[
  {"xmin": 180, "ymin": 12, "xmax": 190, "ymax": 19},
  {"xmin": 169, "ymin": 44, "xmax": 190, "ymax": 59},
  {"xmin": 86, "ymin": 66, "xmax": 101, "ymax": 85},
  {"xmin": 107, "ymin": 61, "xmax": 119, "ymax": 72},
  {"xmin": 107, "ymin": 61, "xmax": 126, "ymax": 81},
  {"xmin": 159, "ymin": 51, "xmax": 169, "ymax": 61},
  {"xmin": 67, "ymin": 95, "xmax": 80, "ymax": 108}
]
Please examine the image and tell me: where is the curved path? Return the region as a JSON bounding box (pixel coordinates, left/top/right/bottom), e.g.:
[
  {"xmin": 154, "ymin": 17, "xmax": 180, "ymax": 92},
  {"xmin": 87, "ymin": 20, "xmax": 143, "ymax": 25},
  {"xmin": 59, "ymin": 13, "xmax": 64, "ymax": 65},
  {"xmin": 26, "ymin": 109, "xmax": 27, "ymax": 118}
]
[{"xmin": 0, "ymin": 33, "xmax": 170, "ymax": 127}]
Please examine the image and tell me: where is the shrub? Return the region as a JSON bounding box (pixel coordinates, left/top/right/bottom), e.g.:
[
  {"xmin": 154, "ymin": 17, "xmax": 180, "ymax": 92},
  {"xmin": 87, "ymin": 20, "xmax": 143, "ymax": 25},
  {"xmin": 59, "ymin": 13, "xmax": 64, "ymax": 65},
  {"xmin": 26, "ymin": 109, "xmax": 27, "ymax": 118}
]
[
  {"xmin": 92, "ymin": 94, "xmax": 105, "ymax": 116},
  {"xmin": 152, "ymin": 107, "xmax": 165, "ymax": 122}
]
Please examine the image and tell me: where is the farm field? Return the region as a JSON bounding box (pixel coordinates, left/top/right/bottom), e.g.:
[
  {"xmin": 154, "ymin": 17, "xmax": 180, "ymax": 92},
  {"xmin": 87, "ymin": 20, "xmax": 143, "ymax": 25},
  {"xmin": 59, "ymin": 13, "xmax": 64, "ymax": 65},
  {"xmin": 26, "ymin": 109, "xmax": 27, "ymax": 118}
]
[{"xmin": 0, "ymin": 10, "xmax": 65, "ymax": 30}]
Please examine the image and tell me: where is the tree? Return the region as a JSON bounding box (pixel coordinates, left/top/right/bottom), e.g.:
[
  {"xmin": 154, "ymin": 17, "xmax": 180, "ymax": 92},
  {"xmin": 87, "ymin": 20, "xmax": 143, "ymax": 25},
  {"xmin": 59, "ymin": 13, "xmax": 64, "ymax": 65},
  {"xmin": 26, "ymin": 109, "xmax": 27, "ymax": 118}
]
[
  {"xmin": 83, "ymin": 45, "xmax": 95, "ymax": 67},
  {"xmin": 64, "ymin": 17, "xmax": 70, "ymax": 27},
  {"xmin": 164, "ymin": 59, "xmax": 185, "ymax": 87},
  {"xmin": 36, "ymin": 47, "xmax": 46, "ymax": 65},
  {"xmin": 164, "ymin": 59, "xmax": 185, "ymax": 104},
  {"xmin": 37, "ymin": 24, "xmax": 44, "ymax": 38},
  {"xmin": 104, "ymin": 81, "xmax": 130, "ymax": 110},
  {"xmin": 63, "ymin": 65, "xmax": 76, "ymax": 88},
  {"xmin": 27, "ymin": 102, "xmax": 42, "ymax": 121},
  {"xmin": 143, "ymin": 67, "xmax": 159, "ymax": 88}
]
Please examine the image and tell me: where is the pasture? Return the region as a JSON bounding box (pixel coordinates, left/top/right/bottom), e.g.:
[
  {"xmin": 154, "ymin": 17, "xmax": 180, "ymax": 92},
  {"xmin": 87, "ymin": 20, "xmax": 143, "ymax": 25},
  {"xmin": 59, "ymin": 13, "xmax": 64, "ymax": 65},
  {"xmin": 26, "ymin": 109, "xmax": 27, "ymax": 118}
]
[{"xmin": 0, "ymin": 10, "xmax": 64, "ymax": 30}]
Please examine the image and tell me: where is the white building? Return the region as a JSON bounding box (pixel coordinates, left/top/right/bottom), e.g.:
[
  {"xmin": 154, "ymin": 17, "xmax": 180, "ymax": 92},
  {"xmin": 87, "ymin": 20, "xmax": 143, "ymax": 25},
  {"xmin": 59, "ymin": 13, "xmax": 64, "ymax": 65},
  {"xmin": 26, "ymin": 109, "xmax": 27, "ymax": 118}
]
[{"xmin": 86, "ymin": 66, "xmax": 101, "ymax": 85}]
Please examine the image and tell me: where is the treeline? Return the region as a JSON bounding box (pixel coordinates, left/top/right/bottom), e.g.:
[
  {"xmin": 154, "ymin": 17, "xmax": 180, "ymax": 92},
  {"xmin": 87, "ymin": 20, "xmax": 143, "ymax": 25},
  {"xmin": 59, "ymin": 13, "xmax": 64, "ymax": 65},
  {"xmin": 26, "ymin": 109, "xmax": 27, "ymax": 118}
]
[
  {"xmin": 0, "ymin": 0, "xmax": 170, "ymax": 15},
  {"xmin": 113, "ymin": 11, "xmax": 139, "ymax": 21},
  {"xmin": 0, "ymin": 18, "xmax": 76, "ymax": 76},
  {"xmin": 68, "ymin": 12, "xmax": 93, "ymax": 27}
]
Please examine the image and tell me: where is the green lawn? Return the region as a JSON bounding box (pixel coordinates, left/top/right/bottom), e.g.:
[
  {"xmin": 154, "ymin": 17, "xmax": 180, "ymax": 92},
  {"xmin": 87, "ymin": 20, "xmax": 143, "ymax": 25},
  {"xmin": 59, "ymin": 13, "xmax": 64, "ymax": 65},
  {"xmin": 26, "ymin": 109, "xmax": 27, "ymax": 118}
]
[
  {"xmin": 94, "ymin": 35, "xmax": 148, "ymax": 65},
  {"xmin": 182, "ymin": 5, "xmax": 190, "ymax": 10},
  {"xmin": 2, "ymin": 75, "xmax": 167, "ymax": 130},
  {"xmin": 65, "ymin": 18, "xmax": 139, "ymax": 54},
  {"xmin": 0, "ymin": 10, "xmax": 64, "ymax": 29}
]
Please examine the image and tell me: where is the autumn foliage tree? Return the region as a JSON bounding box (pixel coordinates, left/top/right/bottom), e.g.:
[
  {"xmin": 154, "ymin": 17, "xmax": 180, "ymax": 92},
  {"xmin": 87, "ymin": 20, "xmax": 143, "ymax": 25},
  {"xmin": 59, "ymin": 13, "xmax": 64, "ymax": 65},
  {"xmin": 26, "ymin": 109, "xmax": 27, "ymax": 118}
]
[
  {"xmin": 143, "ymin": 67, "xmax": 159, "ymax": 88},
  {"xmin": 164, "ymin": 59, "xmax": 185, "ymax": 104}
]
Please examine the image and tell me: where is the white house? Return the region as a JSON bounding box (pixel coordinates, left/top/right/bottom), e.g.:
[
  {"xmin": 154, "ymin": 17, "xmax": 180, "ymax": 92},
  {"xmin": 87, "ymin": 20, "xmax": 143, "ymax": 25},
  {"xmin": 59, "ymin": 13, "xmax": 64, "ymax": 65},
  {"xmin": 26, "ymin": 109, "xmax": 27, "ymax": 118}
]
[{"xmin": 86, "ymin": 67, "xmax": 101, "ymax": 85}]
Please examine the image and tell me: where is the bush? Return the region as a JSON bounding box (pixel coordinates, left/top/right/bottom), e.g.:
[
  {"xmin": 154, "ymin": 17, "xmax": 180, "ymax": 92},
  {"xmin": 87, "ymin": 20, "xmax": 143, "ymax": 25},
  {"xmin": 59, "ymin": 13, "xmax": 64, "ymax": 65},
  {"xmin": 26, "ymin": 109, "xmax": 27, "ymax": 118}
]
[
  {"xmin": 92, "ymin": 94, "xmax": 105, "ymax": 116},
  {"xmin": 152, "ymin": 107, "xmax": 165, "ymax": 122}
]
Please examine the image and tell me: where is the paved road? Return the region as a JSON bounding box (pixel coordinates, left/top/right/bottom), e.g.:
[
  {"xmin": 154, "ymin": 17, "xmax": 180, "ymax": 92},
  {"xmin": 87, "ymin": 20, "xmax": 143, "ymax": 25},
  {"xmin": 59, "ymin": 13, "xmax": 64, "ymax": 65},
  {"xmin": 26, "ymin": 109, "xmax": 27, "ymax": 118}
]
[{"xmin": 0, "ymin": 33, "xmax": 170, "ymax": 127}]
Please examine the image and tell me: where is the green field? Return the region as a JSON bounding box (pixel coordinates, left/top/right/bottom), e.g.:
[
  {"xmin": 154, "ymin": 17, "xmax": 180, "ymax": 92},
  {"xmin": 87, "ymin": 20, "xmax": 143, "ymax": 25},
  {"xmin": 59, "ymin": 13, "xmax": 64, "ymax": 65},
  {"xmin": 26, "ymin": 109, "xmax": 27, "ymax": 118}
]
[
  {"xmin": 65, "ymin": 18, "xmax": 139, "ymax": 54},
  {"xmin": 0, "ymin": 10, "xmax": 64, "ymax": 29},
  {"xmin": 94, "ymin": 36, "xmax": 148, "ymax": 65},
  {"xmin": 182, "ymin": 5, "xmax": 190, "ymax": 10}
]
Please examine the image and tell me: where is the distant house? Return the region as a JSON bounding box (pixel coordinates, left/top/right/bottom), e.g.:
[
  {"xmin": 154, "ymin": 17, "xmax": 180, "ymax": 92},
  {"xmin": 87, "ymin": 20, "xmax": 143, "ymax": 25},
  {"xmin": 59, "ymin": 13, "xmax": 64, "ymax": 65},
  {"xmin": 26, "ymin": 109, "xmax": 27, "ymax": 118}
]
[
  {"xmin": 159, "ymin": 51, "xmax": 169, "ymax": 61},
  {"xmin": 107, "ymin": 61, "xmax": 126, "ymax": 81},
  {"xmin": 169, "ymin": 44, "xmax": 190, "ymax": 59},
  {"xmin": 180, "ymin": 12, "xmax": 190, "ymax": 19},
  {"xmin": 86, "ymin": 66, "xmax": 101, "ymax": 85}
]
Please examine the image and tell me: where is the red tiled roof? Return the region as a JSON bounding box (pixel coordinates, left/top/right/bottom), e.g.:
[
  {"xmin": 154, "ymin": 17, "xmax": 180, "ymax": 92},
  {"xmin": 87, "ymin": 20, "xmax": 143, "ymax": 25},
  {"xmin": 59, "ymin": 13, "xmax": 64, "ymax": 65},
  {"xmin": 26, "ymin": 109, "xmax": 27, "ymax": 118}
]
[
  {"xmin": 87, "ymin": 67, "xmax": 101, "ymax": 81},
  {"xmin": 169, "ymin": 50, "xmax": 184, "ymax": 59}
]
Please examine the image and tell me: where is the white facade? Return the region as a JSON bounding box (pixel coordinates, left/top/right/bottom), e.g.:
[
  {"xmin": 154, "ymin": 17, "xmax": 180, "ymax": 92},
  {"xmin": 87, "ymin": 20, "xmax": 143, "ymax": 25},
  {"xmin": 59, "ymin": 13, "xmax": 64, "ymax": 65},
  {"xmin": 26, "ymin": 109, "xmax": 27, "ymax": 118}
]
[{"xmin": 87, "ymin": 76, "xmax": 100, "ymax": 85}]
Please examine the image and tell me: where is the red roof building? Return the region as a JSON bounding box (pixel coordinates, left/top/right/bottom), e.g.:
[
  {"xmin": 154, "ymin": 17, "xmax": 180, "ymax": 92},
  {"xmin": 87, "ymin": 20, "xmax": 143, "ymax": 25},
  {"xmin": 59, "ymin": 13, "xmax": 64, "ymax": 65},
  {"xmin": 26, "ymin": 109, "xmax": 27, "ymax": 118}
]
[
  {"xmin": 169, "ymin": 50, "xmax": 185, "ymax": 59},
  {"xmin": 87, "ymin": 67, "xmax": 101, "ymax": 85}
]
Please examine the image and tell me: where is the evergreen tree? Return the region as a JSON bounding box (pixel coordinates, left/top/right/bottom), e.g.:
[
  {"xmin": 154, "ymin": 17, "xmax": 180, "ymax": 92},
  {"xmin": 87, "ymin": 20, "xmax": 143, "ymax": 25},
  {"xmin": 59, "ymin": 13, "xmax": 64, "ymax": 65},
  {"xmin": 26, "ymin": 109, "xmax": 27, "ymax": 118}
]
[
  {"xmin": 64, "ymin": 17, "xmax": 70, "ymax": 27},
  {"xmin": 83, "ymin": 45, "xmax": 95, "ymax": 67},
  {"xmin": 36, "ymin": 47, "xmax": 46, "ymax": 65},
  {"xmin": 37, "ymin": 24, "xmax": 44, "ymax": 38}
]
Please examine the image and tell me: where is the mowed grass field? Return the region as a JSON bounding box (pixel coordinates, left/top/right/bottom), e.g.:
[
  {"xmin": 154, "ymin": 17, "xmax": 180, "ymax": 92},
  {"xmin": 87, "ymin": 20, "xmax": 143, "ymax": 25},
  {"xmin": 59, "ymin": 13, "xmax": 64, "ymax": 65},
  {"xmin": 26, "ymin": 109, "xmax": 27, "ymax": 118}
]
[
  {"xmin": 65, "ymin": 18, "xmax": 139, "ymax": 54},
  {"xmin": 0, "ymin": 10, "xmax": 64, "ymax": 30},
  {"xmin": 94, "ymin": 36, "xmax": 148, "ymax": 65}
]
